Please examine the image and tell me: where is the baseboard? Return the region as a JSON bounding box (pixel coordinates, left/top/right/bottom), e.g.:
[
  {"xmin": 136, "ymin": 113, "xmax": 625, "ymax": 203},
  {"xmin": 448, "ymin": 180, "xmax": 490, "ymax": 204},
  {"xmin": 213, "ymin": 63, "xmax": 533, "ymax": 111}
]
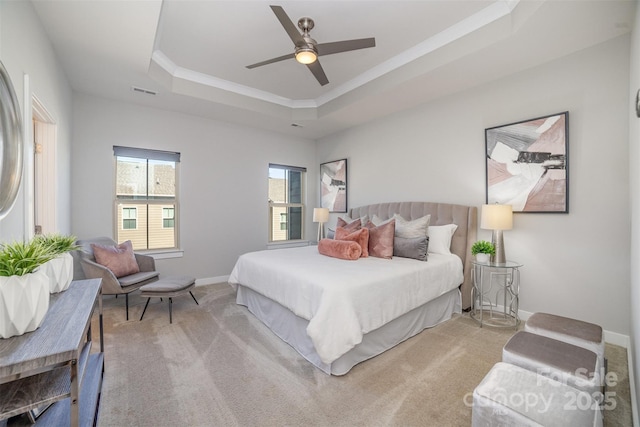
[
  {"xmin": 627, "ymin": 341, "xmax": 639, "ymax": 427},
  {"xmin": 195, "ymin": 275, "xmax": 229, "ymax": 286},
  {"xmin": 604, "ymin": 330, "xmax": 632, "ymax": 348}
]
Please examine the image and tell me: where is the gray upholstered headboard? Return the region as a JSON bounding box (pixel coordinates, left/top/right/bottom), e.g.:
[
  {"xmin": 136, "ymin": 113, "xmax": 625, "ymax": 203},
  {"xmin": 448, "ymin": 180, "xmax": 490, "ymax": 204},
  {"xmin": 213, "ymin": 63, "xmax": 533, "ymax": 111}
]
[{"xmin": 349, "ymin": 201, "xmax": 477, "ymax": 310}]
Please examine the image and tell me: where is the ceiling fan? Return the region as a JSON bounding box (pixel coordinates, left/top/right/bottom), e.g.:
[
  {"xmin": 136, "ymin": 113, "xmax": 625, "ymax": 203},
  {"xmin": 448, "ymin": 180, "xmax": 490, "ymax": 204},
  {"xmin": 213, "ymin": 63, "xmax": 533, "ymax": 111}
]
[{"xmin": 246, "ymin": 5, "xmax": 376, "ymax": 86}]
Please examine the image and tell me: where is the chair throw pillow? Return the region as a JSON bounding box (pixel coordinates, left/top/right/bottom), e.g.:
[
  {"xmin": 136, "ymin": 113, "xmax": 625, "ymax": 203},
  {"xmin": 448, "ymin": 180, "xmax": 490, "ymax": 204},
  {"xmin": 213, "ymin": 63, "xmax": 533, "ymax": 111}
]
[
  {"xmin": 318, "ymin": 239, "xmax": 362, "ymax": 260},
  {"xmin": 91, "ymin": 240, "xmax": 140, "ymax": 278}
]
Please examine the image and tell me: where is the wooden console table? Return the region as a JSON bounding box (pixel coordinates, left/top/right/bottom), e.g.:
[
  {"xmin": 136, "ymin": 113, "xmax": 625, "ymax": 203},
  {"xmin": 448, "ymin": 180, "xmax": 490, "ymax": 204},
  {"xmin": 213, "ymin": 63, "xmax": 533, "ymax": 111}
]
[{"xmin": 0, "ymin": 279, "xmax": 103, "ymax": 426}]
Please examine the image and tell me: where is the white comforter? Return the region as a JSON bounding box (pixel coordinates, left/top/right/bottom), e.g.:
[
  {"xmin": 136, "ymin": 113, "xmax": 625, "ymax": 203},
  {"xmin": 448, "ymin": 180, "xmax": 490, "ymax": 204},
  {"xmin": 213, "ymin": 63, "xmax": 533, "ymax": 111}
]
[{"xmin": 228, "ymin": 245, "xmax": 463, "ymax": 364}]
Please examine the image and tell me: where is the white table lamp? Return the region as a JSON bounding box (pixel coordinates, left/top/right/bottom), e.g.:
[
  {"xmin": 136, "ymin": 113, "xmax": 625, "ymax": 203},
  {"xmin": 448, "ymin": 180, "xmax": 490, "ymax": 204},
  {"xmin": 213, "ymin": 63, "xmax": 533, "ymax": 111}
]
[
  {"xmin": 313, "ymin": 208, "xmax": 330, "ymax": 241},
  {"xmin": 480, "ymin": 204, "xmax": 513, "ymax": 264}
]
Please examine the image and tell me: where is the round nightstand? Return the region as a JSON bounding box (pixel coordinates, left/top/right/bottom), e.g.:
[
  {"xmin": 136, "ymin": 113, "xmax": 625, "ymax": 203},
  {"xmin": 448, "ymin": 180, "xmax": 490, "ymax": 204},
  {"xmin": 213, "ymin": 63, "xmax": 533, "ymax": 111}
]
[{"xmin": 470, "ymin": 260, "xmax": 522, "ymax": 329}]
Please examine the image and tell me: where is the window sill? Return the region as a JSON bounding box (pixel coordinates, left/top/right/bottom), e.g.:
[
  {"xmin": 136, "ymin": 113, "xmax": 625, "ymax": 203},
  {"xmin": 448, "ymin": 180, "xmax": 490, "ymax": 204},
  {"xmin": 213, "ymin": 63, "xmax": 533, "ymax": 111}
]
[
  {"xmin": 139, "ymin": 249, "xmax": 184, "ymax": 260},
  {"xmin": 267, "ymin": 240, "xmax": 310, "ymax": 250}
]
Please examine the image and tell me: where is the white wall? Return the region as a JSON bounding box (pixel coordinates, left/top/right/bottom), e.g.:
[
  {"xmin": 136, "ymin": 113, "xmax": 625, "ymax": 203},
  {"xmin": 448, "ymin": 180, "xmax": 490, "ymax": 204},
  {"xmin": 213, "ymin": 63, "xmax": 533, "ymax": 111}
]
[
  {"xmin": 71, "ymin": 94, "xmax": 317, "ymax": 280},
  {"xmin": 0, "ymin": 0, "xmax": 73, "ymax": 239},
  {"xmin": 318, "ymin": 35, "xmax": 631, "ymax": 337},
  {"xmin": 628, "ymin": 1, "xmax": 640, "ymax": 415}
]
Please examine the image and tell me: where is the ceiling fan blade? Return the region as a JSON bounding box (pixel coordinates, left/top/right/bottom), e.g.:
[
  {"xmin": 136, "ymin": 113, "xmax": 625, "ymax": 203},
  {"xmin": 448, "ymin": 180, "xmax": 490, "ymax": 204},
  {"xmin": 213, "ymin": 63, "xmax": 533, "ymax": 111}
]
[
  {"xmin": 270, "ymin": 5, "xmax": 305, "ymax": 46},
  {"xmin": 306, "ymin": 60, "xmax": 329, "ymax": 86},
  {"xmin": 246, "ymin": 52, "xmax": 295, "ymax": 69},
  {"xmin": 316, "ymin": 38, "xmax": 376, "ymax": 56}
]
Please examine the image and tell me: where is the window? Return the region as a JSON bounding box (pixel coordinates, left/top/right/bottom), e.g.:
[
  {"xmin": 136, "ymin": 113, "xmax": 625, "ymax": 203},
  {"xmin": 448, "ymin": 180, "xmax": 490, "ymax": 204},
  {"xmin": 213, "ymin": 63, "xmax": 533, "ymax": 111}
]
[
  {"xmin": 122, "ymin": 207, "xmax": 137, "ymax": 229},
  {"xmin": 268, "ymin": 164, "xmax": 306, "ymax": 242},
  {"xmin": 114, "ymin": 146, "xmax": 180, "ymax": 250},
  {"xmin": 163, "ymin": 207, "xmax": 175, "ymax": 228}
]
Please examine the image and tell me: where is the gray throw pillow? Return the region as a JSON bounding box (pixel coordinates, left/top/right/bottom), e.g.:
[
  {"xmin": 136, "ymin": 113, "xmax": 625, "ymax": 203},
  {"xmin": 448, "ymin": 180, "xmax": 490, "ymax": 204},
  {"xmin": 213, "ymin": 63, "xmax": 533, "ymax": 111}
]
[{"xmin": 394, "ymin": 236, "xmax": 429, "ymax": 261}]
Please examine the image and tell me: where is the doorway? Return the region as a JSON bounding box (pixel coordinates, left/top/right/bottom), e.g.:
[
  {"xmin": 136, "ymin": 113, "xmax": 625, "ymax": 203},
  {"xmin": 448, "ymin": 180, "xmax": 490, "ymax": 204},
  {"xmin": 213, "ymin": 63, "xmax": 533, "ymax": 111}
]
[{"xmin": 31, "ymin": 96, "xmax": 57, "ymax": 235}]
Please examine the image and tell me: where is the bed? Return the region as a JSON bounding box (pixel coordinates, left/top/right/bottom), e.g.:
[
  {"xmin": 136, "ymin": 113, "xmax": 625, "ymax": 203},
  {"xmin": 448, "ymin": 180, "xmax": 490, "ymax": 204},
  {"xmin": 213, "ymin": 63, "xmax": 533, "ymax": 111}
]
[{"xmin": 228, "ymin": 201, "xmax": 477, "ymax": 375}]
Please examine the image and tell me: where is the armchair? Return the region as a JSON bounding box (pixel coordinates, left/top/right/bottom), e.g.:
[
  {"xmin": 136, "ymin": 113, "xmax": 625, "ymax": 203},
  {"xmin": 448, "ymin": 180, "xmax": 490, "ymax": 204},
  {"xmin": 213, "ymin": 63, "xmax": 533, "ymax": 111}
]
[{"xmin": 75, "ymin": 237, "xmax": 159, "ymax": 320}]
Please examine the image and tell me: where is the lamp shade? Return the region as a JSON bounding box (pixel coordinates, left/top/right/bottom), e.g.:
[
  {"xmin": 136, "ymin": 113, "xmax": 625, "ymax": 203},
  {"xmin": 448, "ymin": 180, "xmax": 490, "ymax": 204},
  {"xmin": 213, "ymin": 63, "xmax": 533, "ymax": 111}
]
[
  {"xmin": 481, "ymin": 204, "xmax": 513, "ymax": 230},
  {"xmin": 313, "ymin": 207, "xmax": 329, "ymax": 223}
]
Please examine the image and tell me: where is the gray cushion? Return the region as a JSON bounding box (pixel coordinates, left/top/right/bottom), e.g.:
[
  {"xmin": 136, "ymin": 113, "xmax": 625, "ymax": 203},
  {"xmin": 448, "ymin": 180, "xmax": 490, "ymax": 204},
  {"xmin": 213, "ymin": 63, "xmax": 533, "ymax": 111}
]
[
  {"xmin": 524, "ymin": 312, "xmax": 605, "ymax": 361},
  {"xmin": 393, "ymin": 236, "xmax": 429, "ymax": 261},
  {"xmin": 140, "ymin": 275, "xmax": 195, "ymax": 296},
  {"xmin": 502, "ymin": 331, "xmax": 601, "ymax": 397},
  {"xmin": 118, "ymin": 270, "xmax": 160, "ymax": 287}
]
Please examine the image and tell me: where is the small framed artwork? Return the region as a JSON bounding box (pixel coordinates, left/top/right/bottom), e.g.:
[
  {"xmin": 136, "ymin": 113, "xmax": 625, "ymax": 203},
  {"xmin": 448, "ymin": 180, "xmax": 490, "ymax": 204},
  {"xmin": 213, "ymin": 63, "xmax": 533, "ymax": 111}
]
[
  {"xmin": 485, "ymin": 111, "xmax": 569, "ymax": 213},
  {"xmin": 320, "ymin": 159, "xmax": 347, "ymax": 213}
]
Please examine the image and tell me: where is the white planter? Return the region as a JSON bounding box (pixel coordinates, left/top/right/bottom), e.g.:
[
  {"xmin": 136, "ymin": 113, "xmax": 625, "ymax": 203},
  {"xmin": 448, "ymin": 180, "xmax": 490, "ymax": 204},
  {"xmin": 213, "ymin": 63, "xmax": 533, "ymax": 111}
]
[
  {"xmin": 476, "ymin": 253, "xmax": 490, "ymax": 263},
  {"xmin": 0, "ymin": 269, "xmax": 50, "ymax": 339},
  {"xmin": 42, "ymin": 252, "xmax": 74, "ymax": 293}
]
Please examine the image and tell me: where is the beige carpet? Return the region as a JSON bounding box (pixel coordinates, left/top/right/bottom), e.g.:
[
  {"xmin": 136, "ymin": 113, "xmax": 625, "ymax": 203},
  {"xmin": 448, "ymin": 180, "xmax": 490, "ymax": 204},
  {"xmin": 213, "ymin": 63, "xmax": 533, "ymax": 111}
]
[{"xmin": 94, "ymin": 283, "xmax": 632, "ymax": 426}]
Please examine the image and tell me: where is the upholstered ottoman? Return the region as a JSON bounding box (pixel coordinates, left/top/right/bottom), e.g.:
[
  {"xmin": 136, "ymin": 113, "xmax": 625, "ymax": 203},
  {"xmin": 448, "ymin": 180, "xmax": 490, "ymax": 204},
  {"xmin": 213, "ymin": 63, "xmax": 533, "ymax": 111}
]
[
  {"xmin": 472, "ymin": 362, "xmax": 603, "ymax": 427},
  {"xmin": 139, "ymin": 275, "xmax": 199, "ymax": 323},
  {"xmin": 503, "ymin": 331, "xmax": 602, "ymax": 399},
  {"xmin": 524, "ymin": 312, "xmax": 605, "ymax": 365}
]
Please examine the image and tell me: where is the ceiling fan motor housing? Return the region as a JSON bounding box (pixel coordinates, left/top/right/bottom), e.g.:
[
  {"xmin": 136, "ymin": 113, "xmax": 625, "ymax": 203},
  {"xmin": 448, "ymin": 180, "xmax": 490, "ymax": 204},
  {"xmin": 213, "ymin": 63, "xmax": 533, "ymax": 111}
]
[{"xmin": 298, "ymin": 17, "xmax": 315, "ymax": 33}]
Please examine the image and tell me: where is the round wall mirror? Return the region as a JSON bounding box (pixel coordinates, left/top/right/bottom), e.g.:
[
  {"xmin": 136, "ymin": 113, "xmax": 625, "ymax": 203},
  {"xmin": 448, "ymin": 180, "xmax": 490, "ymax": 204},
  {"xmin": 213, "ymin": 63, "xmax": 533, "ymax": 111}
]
[{"xmin": 0, "ymin": 60, "xmax": 23, "ymax": 221}]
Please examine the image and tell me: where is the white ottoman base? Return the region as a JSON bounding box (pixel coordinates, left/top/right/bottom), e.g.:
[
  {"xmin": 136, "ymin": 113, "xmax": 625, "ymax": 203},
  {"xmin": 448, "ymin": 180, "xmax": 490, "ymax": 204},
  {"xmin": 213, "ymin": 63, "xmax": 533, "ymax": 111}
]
[{"xmin": 473, "ymin": 362, "xmax": 602, "ymax": 427}]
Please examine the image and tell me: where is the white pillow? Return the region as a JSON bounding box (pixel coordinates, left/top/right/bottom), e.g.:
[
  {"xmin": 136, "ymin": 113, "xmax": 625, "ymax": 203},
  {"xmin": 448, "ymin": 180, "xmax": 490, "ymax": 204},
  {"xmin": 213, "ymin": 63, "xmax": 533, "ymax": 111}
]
[{"xmin": 428, "ymin": 224, "xmax": 458, "ymax": 255}]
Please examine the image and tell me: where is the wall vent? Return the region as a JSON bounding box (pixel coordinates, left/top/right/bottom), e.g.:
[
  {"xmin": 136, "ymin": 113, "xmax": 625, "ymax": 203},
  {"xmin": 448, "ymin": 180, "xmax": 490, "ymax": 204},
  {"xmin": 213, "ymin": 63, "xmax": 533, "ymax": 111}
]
[{"xmin": 131, "ymin": 86, "xmax": 157, "ymax": 96}]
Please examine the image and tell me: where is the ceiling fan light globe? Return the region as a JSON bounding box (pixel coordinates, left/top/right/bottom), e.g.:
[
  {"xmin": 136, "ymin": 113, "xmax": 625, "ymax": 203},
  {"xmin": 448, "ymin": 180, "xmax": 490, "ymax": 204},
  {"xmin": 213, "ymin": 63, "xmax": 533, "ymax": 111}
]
[{"xmin": 295, "ymin": 49, "xmax": 317, "ymax": 65}]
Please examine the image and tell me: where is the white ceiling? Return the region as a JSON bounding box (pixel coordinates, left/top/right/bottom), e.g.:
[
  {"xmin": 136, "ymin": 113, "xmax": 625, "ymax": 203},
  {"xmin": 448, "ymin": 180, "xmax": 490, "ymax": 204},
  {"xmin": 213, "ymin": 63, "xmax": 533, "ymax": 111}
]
[{"xmin": 31, "ymin": 0, "xmax": 636, "ymax": 139}]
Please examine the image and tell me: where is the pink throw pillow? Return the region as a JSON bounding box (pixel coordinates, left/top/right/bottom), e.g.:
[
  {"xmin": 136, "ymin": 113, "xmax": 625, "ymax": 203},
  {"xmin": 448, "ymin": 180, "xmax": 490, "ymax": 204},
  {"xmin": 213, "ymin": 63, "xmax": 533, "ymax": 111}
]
[
  {"xmin": 318, "ymin": 239, "xmax": 362, "ymax": 260},
  {"xmin": 336, "ymin": 217, "xmax": 361, "ymax": 232},
  {"xmin": 365, "ymin": 219, "xmax": 395, "ymax": 259},
  {"xmin": 335, "ymin": 226, "xmax": 369, "ymax": 258},
  {"xmin": 91, "ymin": 240, "xmax": 140, "ymax": 278}
]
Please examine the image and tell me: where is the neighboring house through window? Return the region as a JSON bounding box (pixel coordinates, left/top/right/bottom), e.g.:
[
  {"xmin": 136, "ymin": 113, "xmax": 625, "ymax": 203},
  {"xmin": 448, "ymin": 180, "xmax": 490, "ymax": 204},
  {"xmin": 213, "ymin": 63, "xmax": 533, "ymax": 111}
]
[
  {"xmin": 114, "ymin": 146, "xmax": 180, "ymax": 250},
  {"xmin": 163, "ymin": 207, "xmax": 175, "ymax": 228},
  {"xmin": 268, "ymin": 164, "xmax": 305, "ymax": 242},
  {"xmin": 122, "ymin": 207, "xmax": 137, "ymax": 229}
]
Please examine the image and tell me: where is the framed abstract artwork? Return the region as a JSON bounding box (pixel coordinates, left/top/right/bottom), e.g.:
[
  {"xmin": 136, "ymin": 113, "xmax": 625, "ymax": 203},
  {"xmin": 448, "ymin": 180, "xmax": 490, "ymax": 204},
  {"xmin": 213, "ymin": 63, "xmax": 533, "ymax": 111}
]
[
  {"xmin": 485, "ymin": 112, "xmax": 569, "ymax": 213},
  {"xmin": 320, "ymin": 159, "xmax": 347, "ymax": 213}
]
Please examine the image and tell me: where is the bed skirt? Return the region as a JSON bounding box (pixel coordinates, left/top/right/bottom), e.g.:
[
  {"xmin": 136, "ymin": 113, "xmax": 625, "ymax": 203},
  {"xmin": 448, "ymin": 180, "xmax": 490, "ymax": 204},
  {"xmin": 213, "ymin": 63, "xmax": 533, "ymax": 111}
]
[{"xmin": 236, "ymin": 285, "xmax": 462, "ymax": 375}]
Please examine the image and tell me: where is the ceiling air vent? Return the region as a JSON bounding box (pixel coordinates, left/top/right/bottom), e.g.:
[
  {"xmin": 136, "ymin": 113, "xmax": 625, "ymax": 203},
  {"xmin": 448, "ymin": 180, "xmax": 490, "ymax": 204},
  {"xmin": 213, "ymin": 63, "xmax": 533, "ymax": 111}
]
[{"xmin": 131, "ymin": 86, "xmax": 157, "ymax": 96}]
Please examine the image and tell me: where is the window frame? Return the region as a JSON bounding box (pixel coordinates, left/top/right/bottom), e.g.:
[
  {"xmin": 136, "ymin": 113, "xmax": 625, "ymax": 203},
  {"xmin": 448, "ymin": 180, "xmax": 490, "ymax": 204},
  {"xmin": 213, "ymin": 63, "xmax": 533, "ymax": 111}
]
[
  {"xmin": 268, "ymin": 163, "xmax": 306, "ymax": 243},
  {"xmin": 113, "ymin": 146, "xmax": 180, "ymax": 251}
]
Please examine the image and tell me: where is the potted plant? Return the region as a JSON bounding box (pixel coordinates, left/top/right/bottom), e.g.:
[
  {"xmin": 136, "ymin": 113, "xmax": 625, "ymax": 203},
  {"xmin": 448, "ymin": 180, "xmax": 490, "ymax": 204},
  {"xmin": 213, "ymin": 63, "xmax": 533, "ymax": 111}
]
[
  {"xmin": 0, "ymin": 239, "xmax": 57, "ymax": 339},
  {"xmin": 471, "ymin": 240, "xmax": 495, "ymax": 263},
  {"xmin": 35, "ymin": 234, "xmax": 79, "ymax": 293}
]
